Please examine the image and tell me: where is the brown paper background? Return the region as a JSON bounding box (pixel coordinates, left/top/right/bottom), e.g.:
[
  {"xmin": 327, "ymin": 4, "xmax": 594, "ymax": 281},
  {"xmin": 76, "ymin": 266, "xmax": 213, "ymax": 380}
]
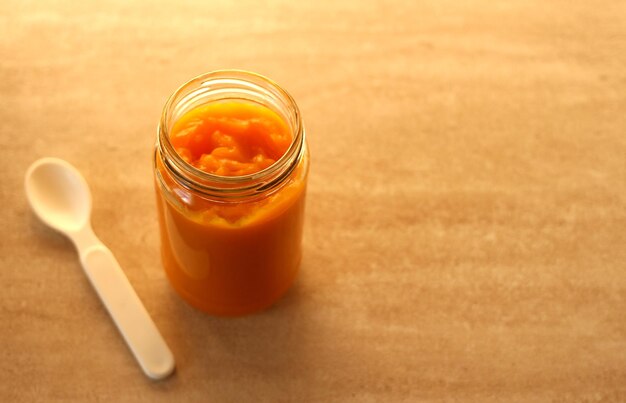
[{"xmin": 1, "ymin": 1, "xmax": 625, "ymax": 401}]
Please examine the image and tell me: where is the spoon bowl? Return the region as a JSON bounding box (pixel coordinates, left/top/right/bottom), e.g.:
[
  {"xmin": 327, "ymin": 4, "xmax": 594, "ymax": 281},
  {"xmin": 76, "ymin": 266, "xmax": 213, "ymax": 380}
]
[{"xmin": 25, "ymin": 158, "xmax": 91, "ymax": 233}]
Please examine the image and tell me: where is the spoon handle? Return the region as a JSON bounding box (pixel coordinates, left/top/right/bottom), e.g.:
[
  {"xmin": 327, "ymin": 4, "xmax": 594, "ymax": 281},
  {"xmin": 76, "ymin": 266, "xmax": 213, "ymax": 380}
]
[{"xmin": 80, "ymin": 244, "xmax": 175, "ymax": 380}]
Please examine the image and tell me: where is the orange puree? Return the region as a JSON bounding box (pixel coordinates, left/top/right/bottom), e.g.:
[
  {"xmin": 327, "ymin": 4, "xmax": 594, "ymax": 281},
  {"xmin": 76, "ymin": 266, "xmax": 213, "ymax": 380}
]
[
  {"xmin": 171, "ymin": 101, "xmax": 292, "ymax": 177},
  {"xmin": 155, "ymin": 100, "xmax": 308, "ymax": 316}
]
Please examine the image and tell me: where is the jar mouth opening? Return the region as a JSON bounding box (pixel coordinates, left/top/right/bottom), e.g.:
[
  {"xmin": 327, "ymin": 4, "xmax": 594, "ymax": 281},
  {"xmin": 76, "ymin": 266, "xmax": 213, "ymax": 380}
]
[{"xmin": 157, "ymin": 70, "xmax": 304, "ymax": 196}]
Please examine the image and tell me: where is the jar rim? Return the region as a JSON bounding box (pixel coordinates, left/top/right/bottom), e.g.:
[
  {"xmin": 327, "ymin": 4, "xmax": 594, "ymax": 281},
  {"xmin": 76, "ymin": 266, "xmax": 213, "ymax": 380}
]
[{"xmin": 156, "ymin": 70, "xmax": 305, "ymax": 198}]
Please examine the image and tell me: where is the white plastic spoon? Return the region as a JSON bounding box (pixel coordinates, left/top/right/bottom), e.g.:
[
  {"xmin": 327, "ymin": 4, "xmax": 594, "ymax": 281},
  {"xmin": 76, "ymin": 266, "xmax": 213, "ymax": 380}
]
[{"xmin": 25, "ymin": 157, "xmax": 175, "ymax": 380}]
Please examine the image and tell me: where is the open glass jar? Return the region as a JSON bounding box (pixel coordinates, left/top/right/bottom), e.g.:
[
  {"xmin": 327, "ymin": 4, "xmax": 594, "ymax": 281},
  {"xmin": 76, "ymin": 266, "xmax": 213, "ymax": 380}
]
[{"xmin": 153, "ymin": 70, "xmax": 309, "ymax": 316}]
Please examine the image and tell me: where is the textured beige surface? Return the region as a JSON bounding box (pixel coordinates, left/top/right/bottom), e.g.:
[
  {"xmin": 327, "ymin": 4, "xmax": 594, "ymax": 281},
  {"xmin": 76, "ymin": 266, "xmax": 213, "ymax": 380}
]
[{"xmin": 2, "ymin": 0, "xmax": 626, "ymax": 401}]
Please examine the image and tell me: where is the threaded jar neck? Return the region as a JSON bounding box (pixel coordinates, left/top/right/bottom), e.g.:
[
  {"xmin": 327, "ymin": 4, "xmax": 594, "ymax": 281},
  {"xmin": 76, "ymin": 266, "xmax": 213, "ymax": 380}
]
[{"xmin": 156, "ymin": 70, "xmax": 305, "ymax": 200}]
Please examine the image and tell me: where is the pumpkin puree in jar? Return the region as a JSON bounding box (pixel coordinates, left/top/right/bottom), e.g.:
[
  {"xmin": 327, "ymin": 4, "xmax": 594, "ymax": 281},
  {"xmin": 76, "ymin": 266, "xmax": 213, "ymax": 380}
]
[{"xmin": 155, "ymin": 100, "xmax": 307, "ymax": 316}]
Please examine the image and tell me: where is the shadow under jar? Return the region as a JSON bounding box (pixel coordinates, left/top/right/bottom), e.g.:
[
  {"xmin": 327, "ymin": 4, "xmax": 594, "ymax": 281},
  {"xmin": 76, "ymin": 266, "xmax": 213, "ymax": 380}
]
[{"xmin": 153, "ymin": 70, "xmax": 309, "ymax": 316}]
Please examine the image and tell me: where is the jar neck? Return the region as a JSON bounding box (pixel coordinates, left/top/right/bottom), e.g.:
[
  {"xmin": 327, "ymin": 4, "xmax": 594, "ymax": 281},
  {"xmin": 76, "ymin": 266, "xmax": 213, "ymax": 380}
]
[{"xmin": 156, "ymin": 70, "xmax": 305, "ymax": 200}]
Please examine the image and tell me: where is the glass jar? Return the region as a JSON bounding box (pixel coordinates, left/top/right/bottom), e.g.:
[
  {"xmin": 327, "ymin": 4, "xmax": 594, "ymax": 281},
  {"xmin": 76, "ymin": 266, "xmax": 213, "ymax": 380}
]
[{"xmin": 153, "ymin": 70, "xmax": 309, "ymax": 316}]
